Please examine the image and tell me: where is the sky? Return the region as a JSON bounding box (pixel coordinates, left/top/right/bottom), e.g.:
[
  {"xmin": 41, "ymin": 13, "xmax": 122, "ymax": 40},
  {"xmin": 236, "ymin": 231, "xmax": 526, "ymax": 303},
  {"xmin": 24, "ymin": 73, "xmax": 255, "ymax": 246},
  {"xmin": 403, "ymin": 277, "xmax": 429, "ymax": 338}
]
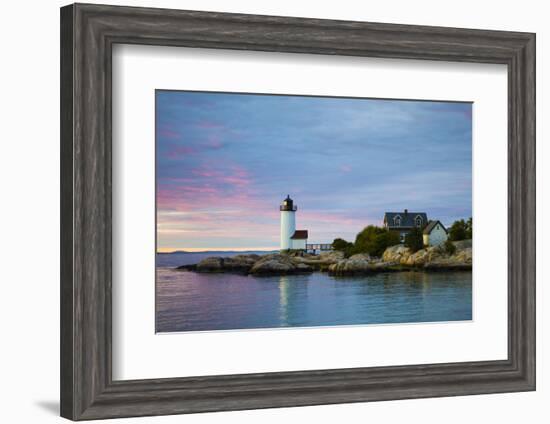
[{"xmin": 156, "ymin": 90, "xmax": 472, "ymax": 252}]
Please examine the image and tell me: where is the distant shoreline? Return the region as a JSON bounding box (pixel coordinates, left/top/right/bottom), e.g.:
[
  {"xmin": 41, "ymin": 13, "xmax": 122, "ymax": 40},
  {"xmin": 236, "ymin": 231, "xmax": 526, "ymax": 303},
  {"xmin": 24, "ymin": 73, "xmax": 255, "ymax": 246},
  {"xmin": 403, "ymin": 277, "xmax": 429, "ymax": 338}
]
[{"xmin": 157, "ymin": 249, "xmax": 278, "ymax": 255}]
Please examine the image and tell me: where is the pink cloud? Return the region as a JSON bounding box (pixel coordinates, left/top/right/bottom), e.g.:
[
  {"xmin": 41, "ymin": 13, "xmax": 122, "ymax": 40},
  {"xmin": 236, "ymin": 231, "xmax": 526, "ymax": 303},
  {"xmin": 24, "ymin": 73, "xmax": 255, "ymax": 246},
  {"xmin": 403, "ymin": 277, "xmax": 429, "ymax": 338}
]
[
  {"xmin": 206, "ymin": 135, "xmax": 223, "ymax": 149},
  {"xmin": 196, "ymin": 120, "xmax": 224, "ymax": 129},
  {"xmin": 166, "ymin": 146, "xmax": 197, "ymax": 158},
  {"xmin": 190, "ymin": 164, "xmax": 251, "ymax": 188},
  {"xmin": 157, "ymin": 160, "xmax": 294, "ymax": 248},
  {"xmin": 159, "ymin": 129, "xmax": 181, "ymax": 140}
]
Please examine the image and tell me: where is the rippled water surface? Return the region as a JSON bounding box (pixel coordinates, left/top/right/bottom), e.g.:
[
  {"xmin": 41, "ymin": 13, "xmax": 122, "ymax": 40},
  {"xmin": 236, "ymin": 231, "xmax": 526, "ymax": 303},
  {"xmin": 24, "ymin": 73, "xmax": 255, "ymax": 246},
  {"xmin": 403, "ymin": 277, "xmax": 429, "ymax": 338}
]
[{"xmin": 156, "ymin": 253, "xmax": 472, "ymax": 333}]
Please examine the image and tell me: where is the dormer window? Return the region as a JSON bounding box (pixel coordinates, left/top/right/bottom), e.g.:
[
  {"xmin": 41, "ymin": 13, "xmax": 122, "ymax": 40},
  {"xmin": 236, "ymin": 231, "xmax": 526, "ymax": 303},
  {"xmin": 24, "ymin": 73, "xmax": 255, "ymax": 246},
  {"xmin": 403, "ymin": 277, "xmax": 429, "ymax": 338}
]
[
  {"xmin": 415, "ymin": 216, "xmax": 423, "ymax": 227},
  {"xmin": 394, "ymin": 216, "xmax": 401, "ymax": 227}
]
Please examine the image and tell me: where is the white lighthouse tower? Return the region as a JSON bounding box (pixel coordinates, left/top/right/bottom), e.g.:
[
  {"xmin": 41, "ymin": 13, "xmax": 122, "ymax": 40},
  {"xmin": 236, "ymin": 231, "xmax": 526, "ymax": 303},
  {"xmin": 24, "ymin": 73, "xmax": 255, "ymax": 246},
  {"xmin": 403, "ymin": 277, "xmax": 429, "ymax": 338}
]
[{"xmin": 280, "ymin": 195, "xmax": 297, "ymax": 250}]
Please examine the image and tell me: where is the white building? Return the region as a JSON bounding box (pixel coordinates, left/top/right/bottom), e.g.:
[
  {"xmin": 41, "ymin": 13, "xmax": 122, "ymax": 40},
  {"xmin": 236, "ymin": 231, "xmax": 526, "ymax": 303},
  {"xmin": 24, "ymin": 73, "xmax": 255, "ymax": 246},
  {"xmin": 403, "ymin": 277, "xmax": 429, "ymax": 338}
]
[
  {"xmin": 423, "ymin": 220, "xmax": 448, "ymax": 246},
  {"xmin": 290, "ymin": 230, "xmax": 308, "ymax": 250},
  {"xmin": 280, "ymin": 195, "xmax": 308, "ymax": 250}
]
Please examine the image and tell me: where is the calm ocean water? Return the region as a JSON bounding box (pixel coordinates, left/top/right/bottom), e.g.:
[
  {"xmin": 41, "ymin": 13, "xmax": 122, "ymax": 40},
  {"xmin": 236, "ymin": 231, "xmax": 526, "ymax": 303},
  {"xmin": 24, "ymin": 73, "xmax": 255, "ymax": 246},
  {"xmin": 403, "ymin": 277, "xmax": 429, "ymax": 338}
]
[{"xmin": 156, "ymin": 252, "xmax": 472, "ymax": 333}]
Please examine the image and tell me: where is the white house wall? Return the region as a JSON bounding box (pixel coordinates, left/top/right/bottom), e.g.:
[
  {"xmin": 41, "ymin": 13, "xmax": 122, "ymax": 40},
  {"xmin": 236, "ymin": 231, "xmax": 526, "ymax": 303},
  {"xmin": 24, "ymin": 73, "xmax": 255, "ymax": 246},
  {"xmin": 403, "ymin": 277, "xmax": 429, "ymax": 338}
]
[
  {"xmin": 424, "ymin": 224, "xmax": 448, "ymax": 246},
  {"xmin": 290, "ymin": 239, "xmax": 306, "ymax": 250}
]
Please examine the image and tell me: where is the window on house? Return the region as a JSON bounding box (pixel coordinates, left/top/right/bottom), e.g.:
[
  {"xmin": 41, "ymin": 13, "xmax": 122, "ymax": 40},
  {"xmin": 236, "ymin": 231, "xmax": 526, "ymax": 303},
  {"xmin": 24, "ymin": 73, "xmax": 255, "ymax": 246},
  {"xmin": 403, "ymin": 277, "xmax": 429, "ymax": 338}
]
[
  {"xmin": 416, "ymin": 217, "xmax": 422, "ymax": 227},
  {"xmin": 394, "ymin": 216, "xmax": 401, "ymax": 227}
]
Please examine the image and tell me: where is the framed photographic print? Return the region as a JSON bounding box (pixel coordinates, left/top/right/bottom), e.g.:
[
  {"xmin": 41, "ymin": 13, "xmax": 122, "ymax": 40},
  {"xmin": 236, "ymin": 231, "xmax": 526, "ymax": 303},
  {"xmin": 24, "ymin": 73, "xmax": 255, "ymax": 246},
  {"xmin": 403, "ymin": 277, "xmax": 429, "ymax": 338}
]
[{"xmin": 60, "ymin": 3, "xmax": 535, "ymax": 420}]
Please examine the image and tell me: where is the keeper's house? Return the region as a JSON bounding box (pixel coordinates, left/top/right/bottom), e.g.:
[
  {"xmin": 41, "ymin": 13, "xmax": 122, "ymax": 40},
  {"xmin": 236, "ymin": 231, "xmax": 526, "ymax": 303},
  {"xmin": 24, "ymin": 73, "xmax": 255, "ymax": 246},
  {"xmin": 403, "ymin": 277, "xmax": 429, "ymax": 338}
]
[
  {"xmin": 422, "ymin": 220, "xmax": 448, "ymax": 247},
  {"xmin": 383, "ymin": 209, "xmax": 428, "ymax": 243},
  {"xmin": 289, "ymin": 230, "xmax": 308, "ymax": 250}
]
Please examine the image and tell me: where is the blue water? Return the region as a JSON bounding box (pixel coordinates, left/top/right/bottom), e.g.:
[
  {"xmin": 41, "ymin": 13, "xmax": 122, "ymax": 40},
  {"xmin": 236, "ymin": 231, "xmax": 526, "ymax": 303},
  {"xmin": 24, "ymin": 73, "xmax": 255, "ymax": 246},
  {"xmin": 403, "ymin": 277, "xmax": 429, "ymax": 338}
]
[{"xmin": 156, "ymin": 252, "xmax": 472, "ymax": 333}]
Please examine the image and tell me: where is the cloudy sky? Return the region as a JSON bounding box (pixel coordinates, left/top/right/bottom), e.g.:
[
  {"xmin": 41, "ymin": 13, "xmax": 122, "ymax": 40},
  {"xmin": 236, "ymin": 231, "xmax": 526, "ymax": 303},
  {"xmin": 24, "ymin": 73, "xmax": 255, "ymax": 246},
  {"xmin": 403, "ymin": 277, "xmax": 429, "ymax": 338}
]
[{"xmin": 156, "ymin": 90, "xmax": 472, "ymax": 252}]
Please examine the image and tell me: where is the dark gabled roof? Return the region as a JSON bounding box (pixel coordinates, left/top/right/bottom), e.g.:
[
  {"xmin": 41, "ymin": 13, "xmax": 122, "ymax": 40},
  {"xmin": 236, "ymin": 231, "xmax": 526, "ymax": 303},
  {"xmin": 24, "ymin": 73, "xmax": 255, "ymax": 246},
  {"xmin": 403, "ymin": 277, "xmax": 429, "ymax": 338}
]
[
  {"xmin": 423, "ymin": 220, "xmax": 447, "ymax": 235},
  {"xmin": 290, "ymin": 230, "xmax": 308, "ymax": 239},
  {"xmin": 384, "ymin": 211, "xmax": 428, "ymax": 228}
]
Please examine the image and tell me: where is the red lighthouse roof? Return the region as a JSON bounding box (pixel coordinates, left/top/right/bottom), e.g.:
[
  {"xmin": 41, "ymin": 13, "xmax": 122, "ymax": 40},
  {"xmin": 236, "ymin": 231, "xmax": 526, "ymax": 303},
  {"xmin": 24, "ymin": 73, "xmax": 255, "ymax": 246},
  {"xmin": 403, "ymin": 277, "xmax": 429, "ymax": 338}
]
[{"xmin": 290, "ymin": 230, "xmax": 308, "ymax": 240}]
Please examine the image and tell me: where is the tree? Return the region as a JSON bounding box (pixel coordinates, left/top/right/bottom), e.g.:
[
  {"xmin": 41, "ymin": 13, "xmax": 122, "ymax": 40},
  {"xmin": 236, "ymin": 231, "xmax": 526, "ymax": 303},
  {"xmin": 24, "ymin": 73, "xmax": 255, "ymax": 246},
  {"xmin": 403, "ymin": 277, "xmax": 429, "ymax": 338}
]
[
  {"xmin": 404, "ymin": 227, "xmax": 423, "ymax": 253},
  {"xmin": 353, "ymin": 225, "xmax": 400, "ymax": 257},
  {"xmin": 354, "ymin": 225, "xmax": 385, "ymax": 255},
  {"xmin": 448, "ymin": 219, "xmax": 468, "ymax": 241},
  {"xmin": 465, "ymin": 217, "xmax": 473, "ymax": 240},
  {"xmin": 372, "ymin": 231, "xmax": 400, "ymax": 257},
  {"xmin": 332, "ymin": 238, "xmax": 354, "ymax": 257},
  {"xmin": 332, "ymin": 238, "xmax": 353, "ymax": 252}
]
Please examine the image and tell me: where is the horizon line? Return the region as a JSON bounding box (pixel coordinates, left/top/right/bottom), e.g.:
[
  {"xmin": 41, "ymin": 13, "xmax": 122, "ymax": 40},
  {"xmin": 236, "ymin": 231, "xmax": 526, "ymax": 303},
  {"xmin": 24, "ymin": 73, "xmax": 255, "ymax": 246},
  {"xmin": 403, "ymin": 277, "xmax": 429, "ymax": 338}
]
[{"xmin": 156, "ymin": 247, "xmax": 279, "ymax": 254}]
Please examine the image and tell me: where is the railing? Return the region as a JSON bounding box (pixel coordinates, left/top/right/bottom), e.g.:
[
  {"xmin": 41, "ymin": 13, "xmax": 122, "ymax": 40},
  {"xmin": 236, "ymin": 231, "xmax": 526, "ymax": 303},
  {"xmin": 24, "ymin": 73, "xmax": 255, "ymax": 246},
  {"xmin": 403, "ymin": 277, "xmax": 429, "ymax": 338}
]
[
  {"xmin": 280, "ymin": 205, "xmax": 297, "ymax": 211},
  {"xmin": 306, "ymin": 243, "xmax": 333, "ymax": 251}
]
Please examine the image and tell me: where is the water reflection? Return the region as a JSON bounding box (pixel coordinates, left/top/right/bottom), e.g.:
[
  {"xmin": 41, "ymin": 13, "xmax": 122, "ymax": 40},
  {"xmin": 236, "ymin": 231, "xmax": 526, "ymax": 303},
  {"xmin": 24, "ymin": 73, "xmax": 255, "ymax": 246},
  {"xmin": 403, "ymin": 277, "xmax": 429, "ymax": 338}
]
[
  {"xmin": 156, "ymin": 269, "xmax": 472, "ymax": 333},
  {"xmin": 278, "ymin": 275, "xmax": 309, "ymax": 327},
  {"xmin": 279, "ymin": 276, "xmax": 290, "ymax": 326}
]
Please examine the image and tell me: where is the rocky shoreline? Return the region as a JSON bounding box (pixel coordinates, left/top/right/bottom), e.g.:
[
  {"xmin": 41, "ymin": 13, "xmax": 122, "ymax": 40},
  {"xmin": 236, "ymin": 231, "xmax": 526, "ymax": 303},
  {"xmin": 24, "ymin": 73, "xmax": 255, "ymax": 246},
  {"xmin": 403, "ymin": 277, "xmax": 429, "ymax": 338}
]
[{"xmin": 176, "ymin": 240, "xmax": 472, "ymax": 276}]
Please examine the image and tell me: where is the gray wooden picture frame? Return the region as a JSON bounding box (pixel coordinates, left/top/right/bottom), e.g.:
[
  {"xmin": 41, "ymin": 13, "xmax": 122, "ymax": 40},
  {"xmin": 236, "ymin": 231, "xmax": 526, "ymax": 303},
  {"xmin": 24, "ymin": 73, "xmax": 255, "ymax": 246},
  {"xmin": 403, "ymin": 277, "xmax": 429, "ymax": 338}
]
[{"xmin": 60, "ymin": 3, "xmax": 536, "ymax": 421}]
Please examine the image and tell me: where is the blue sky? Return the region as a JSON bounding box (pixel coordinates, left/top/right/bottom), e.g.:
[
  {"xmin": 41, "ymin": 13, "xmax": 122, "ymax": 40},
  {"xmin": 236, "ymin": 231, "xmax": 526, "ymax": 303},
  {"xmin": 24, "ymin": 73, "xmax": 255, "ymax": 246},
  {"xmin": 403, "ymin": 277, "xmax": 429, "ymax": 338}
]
[{"xmin": 156, "ymin": 91, "xmax": 472, "ymax": 251}]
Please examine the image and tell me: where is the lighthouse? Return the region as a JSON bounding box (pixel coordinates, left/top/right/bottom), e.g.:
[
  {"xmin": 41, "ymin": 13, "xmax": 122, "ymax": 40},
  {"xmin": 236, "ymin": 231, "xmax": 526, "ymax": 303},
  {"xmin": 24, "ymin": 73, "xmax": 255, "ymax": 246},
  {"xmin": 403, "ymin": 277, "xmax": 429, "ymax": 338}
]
[{"xmin": 280, "ymin": 195, "xmax": 308, "ymax": 251}]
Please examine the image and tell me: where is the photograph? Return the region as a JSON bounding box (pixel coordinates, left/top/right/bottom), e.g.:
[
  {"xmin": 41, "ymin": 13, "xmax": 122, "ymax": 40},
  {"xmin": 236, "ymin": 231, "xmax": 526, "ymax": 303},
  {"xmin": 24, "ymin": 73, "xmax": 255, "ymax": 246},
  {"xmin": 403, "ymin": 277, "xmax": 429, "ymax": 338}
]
[{"xmin": 155, "ymin": 91, "xmax": 473, "ymax": 333}]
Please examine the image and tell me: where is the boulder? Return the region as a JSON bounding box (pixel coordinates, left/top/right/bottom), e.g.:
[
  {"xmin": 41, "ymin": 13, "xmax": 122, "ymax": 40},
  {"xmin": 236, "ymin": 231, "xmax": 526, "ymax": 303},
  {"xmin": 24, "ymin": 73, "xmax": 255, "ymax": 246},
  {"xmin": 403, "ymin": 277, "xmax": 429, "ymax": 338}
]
[
  {"xmin": 423, "ymin": 244, "xmax": 472, "ymax": 271},
  {"xmin": 328, "ymin": 258, "xmax": 369, "ymax": 275},
  {"xmin": 328, "ymin": 252, "xmax": 399, "ymax": 275},
  {"xmin": 249, "ymin": 259, "xmax": 294, "ymax": 274},
  {"xmin": 401, "ymin": 245, "xmax": 446, "ymax": 266},
  {"xmin": 196, "ymin": 254, "xmax": 259, "ymax": 273},
  {"xmin": 318, "ymin": 250, "xmax": 345, "ymax": 261},
  {"xmin": 453, "ymin": 239, "xmax": 472, "ymax": 250},
  {"xmin": 249, "ymin": 254, "xmax": 313, "ymax": 275},
  {"xmin": 382, "ymin": 245, "xmax": 412, "ymax": 263},
  {"xmin": 451, "ymin": 247, "xmax": 472, "ymax": 265},
  {"xmin": 196, "ymin": 256, "xmax": 225, "ymax": 272},
  {"xmin": 328, "ymin": 255, "xmax": 400, "ymax": 275},
  {"xmin": 402, "ymin": 248, "xmax": 429, "ymax": 266},
  {"xmin": 348, "ymin": 253, "xmax": 372, "ymax": 261},
  {"xmin": 290, "ymin": 250, "xmax": 345, "ymax": 271}
]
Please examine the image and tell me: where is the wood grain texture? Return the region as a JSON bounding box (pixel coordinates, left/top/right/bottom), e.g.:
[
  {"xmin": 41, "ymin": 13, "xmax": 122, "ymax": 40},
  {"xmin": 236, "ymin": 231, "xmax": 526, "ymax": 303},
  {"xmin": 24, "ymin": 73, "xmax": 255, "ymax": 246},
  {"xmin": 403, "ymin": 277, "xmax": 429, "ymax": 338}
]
[
  {"xmin": 60, "ymin": 3, "xmax": 536, "ymax": 420},
  {"xmin": 60, "ymin": 4, "xmax": 74, "ymax": 419}
]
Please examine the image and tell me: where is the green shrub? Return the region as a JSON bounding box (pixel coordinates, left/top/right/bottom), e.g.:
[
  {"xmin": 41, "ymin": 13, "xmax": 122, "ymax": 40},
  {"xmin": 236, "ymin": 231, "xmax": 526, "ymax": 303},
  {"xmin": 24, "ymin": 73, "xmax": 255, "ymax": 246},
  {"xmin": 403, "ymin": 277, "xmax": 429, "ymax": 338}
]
[
  {"xmin": 352, "ymin": 225, "xmax": 400, "ymax": 257},
  {"xmin": 332, "ymin": 238, "xmax": 353, "ymax": 252},
  {"xmin": 448, "ymin": 219, "xmax": 468, "ymax": 241},
  {"xmin": 372, "ymin": 231, "xmax": 400, "ymax": 257},
  {"xmin": 444, "ymin": 239, "xmax": 457, "ymax": 255},
  {"xmin": 404, "ymin": 227, "xmax": 424, "ymax": 253},
  {"xmin": 332, "ymin": 237, "xmax": 355, "ymax": 258},
  {"xmin": 353, "ymin": 226, "xmax": 384, "ymax": 254}
]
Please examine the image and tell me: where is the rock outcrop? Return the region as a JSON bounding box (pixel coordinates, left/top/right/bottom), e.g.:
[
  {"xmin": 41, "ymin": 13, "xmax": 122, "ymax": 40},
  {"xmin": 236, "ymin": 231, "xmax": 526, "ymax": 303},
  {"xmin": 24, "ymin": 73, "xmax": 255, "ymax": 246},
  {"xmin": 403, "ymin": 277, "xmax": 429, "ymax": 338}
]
[
  {"xmin": 382, "ymin": 245, "xmax": 412, "ymax": 263},
  {"xmin": 195, "ymin": 254, "xmax": 260, "ymax": 273},
  {"xmin": 328, "ymin": 252, "xmax": 399, "ymax": 275},
  {"xmin": 249, "ymin": 254, "xmax": 313, "ymax": 275},
  {"xmin": 329, "ymin": 240, "xmax": 472, "ymax": 275},
  {"xmin": 424, "ymin": 244, "xmax": 472, "ymax": 271},
  {"xmin": 176, "ymin": 241, "xmax": 472, "ymax": 276},
  {"xmin": 290, "ymin": 250, "xmax": 345, "ymax": 271}
]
